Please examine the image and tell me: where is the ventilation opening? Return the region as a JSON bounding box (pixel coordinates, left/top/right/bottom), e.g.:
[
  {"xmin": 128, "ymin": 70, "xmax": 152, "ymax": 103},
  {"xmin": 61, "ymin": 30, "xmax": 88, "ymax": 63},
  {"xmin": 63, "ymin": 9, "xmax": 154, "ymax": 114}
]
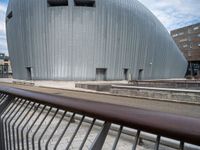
[
  {"xmin": 123, "ymin": 68, "xmax": 129, "ymax": 80},
  {"xmin": 48, "ymin": 0, "xmax": 68, "ymax": 6},
  {"xmin": 7, "ymin": 11, "xmax": 13, "ymax": 19},
  {"xmin": 74, "ymin": 0, "xmax": 95, "ymax": 7},
  {"xmin": 96, "ymin": 68, "xmax": 107, "ymax": 81},
  {"xmin": 138, "ymin": 69, "xmax": 143, "ymax": 80}
]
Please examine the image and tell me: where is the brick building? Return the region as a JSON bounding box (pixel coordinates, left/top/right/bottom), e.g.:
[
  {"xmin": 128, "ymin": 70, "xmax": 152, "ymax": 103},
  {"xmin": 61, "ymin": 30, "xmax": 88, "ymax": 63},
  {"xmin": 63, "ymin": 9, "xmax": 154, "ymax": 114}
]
[
  {"xmin": 0, "ymin": 53, "xmax": 12, "ymax": 78},
  {"xmin": 171, "ymin": 23, "xmax": 200, "ymax": 76}
]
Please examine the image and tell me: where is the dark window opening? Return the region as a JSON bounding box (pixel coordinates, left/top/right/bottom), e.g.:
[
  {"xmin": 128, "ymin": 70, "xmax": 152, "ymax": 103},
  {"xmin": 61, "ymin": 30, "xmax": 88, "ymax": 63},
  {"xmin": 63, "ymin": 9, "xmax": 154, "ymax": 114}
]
[
  {"xmin": 3, "ymin": 65, "xmax": 8, "ymax": 73},
  {"xmin": 138, "ymin": 69, "xmax": 143, "ymax": 80},
  {"xmin": 123, "ymin": 68, "xmax": 129, "ymax": 80},
  {"xmin": 7, "ymin": 11, "xmax": 13, "ymax": 19},
  {"xmin": 96, "ymin": 68, "xmax": 107, "ymax": 81},
  {"xmin": 48, "ymin": 0, "xmax": 68, "ymax": 6},
  {"xmin": 74, "ymin": 0, "xmax": 95, "ymax": 7},
  {"xmin": 26, "ymin": 67, "xmax": 32, "ymax": 80}
]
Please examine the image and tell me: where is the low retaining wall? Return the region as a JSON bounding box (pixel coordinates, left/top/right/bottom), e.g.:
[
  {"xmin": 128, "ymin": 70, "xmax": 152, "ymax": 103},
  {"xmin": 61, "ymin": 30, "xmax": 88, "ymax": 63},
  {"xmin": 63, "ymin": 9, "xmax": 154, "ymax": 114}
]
[
  {"xmin": 75, "ymin": 83, "xmax": 111, "ymax": 91},
  {"xmin": 128, "ymin": 80, "xmax": 200, "ymax": 90},
  {"xmin": 111, "ymin": 85, "xmax": 200, "ymax": 103}
]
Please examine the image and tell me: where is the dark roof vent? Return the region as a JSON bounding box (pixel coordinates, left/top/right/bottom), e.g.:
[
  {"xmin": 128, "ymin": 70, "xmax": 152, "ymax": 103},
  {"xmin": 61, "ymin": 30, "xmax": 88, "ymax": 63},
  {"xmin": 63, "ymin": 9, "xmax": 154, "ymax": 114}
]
[
  {"xmin": 74, "ymin": 0, "xmax": 95, "ymax": 7},
  {"xmin": 48, "ymin": 0, "xmax": 68, "ymax": 6}
]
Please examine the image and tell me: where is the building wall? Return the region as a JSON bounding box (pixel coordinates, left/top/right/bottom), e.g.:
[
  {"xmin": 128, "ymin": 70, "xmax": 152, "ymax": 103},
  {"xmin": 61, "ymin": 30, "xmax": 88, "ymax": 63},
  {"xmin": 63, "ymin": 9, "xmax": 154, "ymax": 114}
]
[
  {"xmin": 171, "ymin": 23, "xmax": 200, "ymax": 62},
  {"xmin": 0, "ymin": 54, "xmax": 12, "ymax": 78},
  {"xmin": 6, "ymin": 0, "xmax": 187, "ymax": 80}
]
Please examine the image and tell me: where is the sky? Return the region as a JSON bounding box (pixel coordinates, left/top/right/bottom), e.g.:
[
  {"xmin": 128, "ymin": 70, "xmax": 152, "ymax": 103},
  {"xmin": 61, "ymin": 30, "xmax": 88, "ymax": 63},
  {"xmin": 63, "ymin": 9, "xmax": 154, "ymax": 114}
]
[{"xmin": 0, "ymin": 0, "xmax": 200, "ymax": 55}]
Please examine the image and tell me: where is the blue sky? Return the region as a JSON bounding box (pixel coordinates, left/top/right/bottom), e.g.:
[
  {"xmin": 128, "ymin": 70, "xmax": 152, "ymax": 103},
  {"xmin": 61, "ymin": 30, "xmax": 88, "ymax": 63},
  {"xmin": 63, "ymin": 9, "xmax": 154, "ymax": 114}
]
[{"xmin": 0, "ymin": 0, "xmax": 200, "ymax": 55}]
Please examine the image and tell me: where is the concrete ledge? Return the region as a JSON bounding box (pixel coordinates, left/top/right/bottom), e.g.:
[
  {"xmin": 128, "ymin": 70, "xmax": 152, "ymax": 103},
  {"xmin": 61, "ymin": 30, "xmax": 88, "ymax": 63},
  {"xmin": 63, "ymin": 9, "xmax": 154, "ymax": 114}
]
[
  {"xmin": 111, "ymin": 85, "xmax": 200, "ymax": 103},
  {"xmin": 12, "ymin": 80, "xmax": 35, "ymax": 86},
  {"xmin": 128, "ymin": 80, "xmax": 200, "ymax": 89},
  {"xmin": 75, "ymin": 83, "xmax": 111, "ymax": 91},
  {"xmin": 112, "ymin": 85, "xmax": 200, "ymax": 93}
]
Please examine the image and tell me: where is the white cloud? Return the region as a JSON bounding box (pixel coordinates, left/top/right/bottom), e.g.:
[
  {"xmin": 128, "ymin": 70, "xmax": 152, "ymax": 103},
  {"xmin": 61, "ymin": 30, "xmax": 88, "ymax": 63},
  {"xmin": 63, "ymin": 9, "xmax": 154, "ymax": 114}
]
[
  {"xmin": 138, "ymin": 0, "xmax": 200, "ymax": 31},
  {"xmin": 0, "ymin": 3, "xmax": 6, "ymax": 33},
  {"xmin": 0, "ymin": 2, "xmax": 7, "ymax": 55}
]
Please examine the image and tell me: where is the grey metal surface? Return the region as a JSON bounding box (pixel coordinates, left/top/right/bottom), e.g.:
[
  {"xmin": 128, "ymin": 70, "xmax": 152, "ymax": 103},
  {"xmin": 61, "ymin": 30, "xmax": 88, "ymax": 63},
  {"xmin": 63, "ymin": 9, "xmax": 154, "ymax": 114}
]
[{"xmin": 6, "ymin": 0, "xmax": 187, "ymax": 80}]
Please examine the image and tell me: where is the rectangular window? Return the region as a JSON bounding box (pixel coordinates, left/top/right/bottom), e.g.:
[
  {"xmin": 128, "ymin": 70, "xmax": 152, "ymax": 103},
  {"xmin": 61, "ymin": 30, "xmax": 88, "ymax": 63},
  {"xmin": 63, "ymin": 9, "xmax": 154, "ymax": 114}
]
[
  {"xmin": 48, "ymin": 0, "xmax": 68, "ymax": 6},
  {"xmin": 138, "ymin": 69, "xmax": 143, "ymax": 80},
  {"xmin": 188, "ymin": 51, "xmax": 191, "ymax": 57},
  {"xmin": 193, "ymin": 26, "xmax": 199, "ymax": 30},
  {"xmin": 123, "ymin": 68, "xmax": 129, "ymax": 80},
  {"xmin": 26, "ymin": 67, "xmax": 32, "ymax": 80},
  {"xmin": 183, "ymin": 44, "xmax": 188, "ymax": 48},
  {"xmin": 188, "ymin": 29, "xmax": 192, "ymax": 33},
  {"xmin": 179, "ymin": 38, "xmax": 187, "ymax": 42},
  {"xmin": 7, "ymin": 11, "xmax": 13, "ymax": 19},
  {"xmin": 172, "ymin": 34, "xmax": 178, "ymax": 37},
  {"xmin": 179, "ymin": 32, "xmax": 184, "ymax": 36},
  {"xmin": 190, "ymin": 43, "xmax": 193, "ymax": 49},
  {"xmin": 74, "ymin": 0, "xmax": 95, "ymax": 7}
]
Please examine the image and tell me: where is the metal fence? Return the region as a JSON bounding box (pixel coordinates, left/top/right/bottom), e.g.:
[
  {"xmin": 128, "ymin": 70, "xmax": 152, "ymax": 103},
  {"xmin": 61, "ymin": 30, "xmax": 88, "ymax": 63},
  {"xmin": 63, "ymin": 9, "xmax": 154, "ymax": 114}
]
[{"xmin": 0, "ymin": 85, "xmax": 200, "ymax": 150}]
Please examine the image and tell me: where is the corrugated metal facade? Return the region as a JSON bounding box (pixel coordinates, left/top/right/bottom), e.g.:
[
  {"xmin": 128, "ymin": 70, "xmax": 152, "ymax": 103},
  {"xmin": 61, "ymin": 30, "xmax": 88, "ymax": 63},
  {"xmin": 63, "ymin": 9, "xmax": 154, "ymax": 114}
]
[{"xmin": 6, "ymin": 0, "xmax": 187, "ymax": 80}]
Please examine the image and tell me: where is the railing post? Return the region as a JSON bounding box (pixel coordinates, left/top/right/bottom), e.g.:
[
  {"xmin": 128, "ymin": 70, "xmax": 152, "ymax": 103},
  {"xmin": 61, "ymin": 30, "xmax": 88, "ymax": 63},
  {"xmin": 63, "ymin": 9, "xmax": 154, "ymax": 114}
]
[
  {"xmin": 154, "ymin": 135, "xmax": 161, "ymax": 150},
  {"xmin": 90, "ymin": 122, "xmax": 111, "ymax": 150},
  {"xmin": 179, "ymin": 141, "xmax": 184, "ymax": 150},
  {"xmin": 132, "ymin": 130, "xmax": 140, "ymax": 150},
  {"xmin": 112, "ymin": 126, "xmax": 123, "ymax": 150},
  {"xmin": 0, "ymin": 95, "xmax": 15, "ymax": 150}
]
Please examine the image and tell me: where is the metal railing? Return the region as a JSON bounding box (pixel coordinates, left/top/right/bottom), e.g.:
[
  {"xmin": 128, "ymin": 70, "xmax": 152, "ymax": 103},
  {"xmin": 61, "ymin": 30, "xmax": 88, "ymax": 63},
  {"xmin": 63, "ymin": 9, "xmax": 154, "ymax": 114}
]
[{"xmin": 0, "ymin": 85, "xmax": 200, "ymax": 150}]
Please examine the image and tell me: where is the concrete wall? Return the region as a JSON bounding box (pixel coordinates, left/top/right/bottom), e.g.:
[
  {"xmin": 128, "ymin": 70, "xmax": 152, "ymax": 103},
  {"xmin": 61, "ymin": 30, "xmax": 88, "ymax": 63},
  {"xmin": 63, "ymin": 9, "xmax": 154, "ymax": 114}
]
[{"xmin": 111, "ymin": 85, "xmax": 200, "ymax": 103}]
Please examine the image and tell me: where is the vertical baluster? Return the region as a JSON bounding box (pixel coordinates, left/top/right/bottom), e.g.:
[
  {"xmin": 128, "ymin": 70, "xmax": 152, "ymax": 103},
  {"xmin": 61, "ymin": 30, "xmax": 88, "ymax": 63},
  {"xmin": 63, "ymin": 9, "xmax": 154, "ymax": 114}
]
[
  {"xmin": 32, "ymin": 107, "xmax": 52, "ymax": 150},
  {"xmin": 79, "ymin": 118, "xmax": 96, "ymax": 150},
  {"xmin": 0, "ymin": 95, "xmax": 15, "ymax": 150},
  {"xmin": 38, "ymin": 109, "xmax": 58, "ymax": 150},
  {"xmin": 154, "ymin": 135, "xmax": 160, "ymax": 150},
  {"xmin": 65, "ymin": 115, "xmax": 85, "ymax": 150},
  {"xmin": 45, "ymin": 111, "xmax": 67, "ymax": 150},
  {"xmin": 20, "ymin": 103, "xmax": 36, "ymax": 150},
  {"xmin": 179, "ymin": 141, "xmax": 184, "ymax": 150},
  {"xmin": 132, "ymin": 130, "xmax": 140, "ymax": 150},
  {"xmin": 53, "ymin": 113, "xmax": 75, "ymax": 150},
  {"xmin": 5, "ymin": 99, "xmax": 22, "ymax": 150},
  {"xmin": 90, "ymin": 122, "xmax": 111, "ymax": 150},
  {"xmin": 26, "ymin": 105, "xmax": 46, "ymax": 150},
  {"xmin": 112, "ymin": 126, "xmax": 123, "ymax": 150},
  {"xmin": 12, "ymin": 101, "xmax": 31, "ymax": 150}
]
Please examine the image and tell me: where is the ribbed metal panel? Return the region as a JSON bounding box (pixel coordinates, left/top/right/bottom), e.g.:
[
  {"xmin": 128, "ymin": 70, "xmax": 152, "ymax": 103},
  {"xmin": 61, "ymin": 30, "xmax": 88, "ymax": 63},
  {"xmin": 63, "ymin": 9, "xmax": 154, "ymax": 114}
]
[{"xmin": 6, "ymin": 0, "xmax": 188, "ymax": 80}]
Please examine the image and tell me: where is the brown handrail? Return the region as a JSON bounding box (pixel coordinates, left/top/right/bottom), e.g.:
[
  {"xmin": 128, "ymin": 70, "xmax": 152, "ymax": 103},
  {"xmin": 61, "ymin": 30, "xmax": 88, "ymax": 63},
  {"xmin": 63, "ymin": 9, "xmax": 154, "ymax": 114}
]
[{"xmin": 0, "ymin": 85, "xmax": 200, "ymax": 146}]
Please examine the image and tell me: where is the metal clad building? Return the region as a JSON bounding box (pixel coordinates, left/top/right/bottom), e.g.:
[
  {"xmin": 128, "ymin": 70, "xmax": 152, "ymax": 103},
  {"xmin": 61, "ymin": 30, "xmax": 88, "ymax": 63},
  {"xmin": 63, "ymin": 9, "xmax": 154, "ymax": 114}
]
[{"xmin": 6, "ymin": 0, "xmax": 187, "ymax": 80}]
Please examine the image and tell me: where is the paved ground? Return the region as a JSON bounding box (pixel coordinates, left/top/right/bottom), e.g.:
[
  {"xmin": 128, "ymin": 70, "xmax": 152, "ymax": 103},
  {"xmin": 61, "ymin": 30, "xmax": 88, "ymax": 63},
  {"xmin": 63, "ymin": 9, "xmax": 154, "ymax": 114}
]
[
  {"xmin": 0, "ymin": 78, "xmax": 128, "ymax": 91},
  {"xmin": 0, "ymin": 80, "xmax": 200, "ymax": 118},
  {"xmin": 0, "ymin": 79, "xmax": 200, "ymax": 118}
]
